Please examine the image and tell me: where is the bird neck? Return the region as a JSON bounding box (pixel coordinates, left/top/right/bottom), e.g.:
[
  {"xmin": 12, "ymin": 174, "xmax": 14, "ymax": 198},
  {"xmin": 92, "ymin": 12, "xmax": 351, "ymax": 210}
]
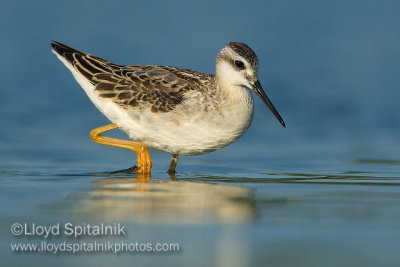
[{"xmin": 214, "ymin": 73, "xmax": 252, "ymax": 108}]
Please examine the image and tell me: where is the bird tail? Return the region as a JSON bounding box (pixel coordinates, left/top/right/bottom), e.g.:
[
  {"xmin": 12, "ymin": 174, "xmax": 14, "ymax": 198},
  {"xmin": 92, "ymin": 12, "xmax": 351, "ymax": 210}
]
[{"xmin": 50, "ymin": 40, "xmax": 120, "ymax": 83}]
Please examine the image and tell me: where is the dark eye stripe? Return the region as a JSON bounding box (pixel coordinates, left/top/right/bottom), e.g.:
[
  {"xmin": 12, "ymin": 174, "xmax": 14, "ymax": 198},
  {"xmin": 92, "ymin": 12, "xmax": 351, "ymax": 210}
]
[{"xmin": 234, "ymin": 60, "xmax": 245, "ymax": 69}]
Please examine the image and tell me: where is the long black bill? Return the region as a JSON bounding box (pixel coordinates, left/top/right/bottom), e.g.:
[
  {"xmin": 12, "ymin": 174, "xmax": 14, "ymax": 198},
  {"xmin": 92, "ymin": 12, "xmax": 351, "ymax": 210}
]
[{"xmin": 252, "ymin": 80, "xmax": 286, "ymax": 127}]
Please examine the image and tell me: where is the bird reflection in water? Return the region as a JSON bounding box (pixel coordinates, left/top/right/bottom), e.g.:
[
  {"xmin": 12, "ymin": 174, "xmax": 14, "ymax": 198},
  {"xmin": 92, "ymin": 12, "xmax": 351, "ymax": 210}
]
[{"xmin": 72, "ymin": 172, "xmax": 256, "ymax": 224}]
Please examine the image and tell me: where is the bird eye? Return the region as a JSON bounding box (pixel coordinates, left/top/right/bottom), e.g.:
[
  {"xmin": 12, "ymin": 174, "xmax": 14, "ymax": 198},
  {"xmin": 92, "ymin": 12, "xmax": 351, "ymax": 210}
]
[{"xmin": 234, "ymin": 60, "xmax": 245, "ymax": 69}]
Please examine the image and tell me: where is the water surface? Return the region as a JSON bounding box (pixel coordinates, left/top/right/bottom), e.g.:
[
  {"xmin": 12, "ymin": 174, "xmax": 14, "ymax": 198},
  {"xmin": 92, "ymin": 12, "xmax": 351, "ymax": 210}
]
[{"xmin": 1, "ymin": 0, "xmax": 400, "ymax": 266}]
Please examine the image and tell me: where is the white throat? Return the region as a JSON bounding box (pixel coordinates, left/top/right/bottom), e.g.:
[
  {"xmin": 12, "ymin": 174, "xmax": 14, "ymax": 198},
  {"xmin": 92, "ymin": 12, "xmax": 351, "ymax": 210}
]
[{"xmin": 215, "ymin": 60, "xmax": 253, "ymax": 106}]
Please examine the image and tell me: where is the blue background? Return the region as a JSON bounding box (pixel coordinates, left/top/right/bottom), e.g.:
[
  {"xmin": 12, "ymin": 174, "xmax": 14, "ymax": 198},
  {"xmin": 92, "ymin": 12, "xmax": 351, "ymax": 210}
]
[{"xmin": 1, "ymin": 0, "xmax": 400, "ymax": 266}]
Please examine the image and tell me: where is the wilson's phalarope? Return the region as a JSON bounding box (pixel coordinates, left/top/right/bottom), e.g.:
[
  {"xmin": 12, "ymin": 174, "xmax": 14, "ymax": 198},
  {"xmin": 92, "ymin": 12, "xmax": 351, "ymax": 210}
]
[{"xmin": 51, "ymin": 41, "xmax": 285, "ymax": 174}]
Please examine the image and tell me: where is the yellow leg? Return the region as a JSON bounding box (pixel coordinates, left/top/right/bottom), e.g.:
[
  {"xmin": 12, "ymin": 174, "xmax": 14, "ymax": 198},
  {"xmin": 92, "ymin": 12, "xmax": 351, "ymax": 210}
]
[{"xmin": 90, "ymin": 124, "xmax": 152, "ymax": 174}]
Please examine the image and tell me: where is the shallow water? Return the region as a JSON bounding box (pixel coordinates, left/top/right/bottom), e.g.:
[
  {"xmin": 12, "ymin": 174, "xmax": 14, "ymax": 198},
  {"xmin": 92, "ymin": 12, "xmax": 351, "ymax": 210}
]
[
  {"xmin": 2, "ymin": 0, "xmax": 400, "ymax": 266},
  {"xmin": 2, "ymin": 146, "xmax": 400, "ymax": 266}
]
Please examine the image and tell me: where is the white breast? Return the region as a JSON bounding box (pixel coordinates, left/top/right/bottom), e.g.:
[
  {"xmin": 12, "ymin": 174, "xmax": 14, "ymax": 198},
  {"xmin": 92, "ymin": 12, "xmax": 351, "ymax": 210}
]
[{"xmin": 120, "ymin": 85, "xmax": 255, "ymax": 155}]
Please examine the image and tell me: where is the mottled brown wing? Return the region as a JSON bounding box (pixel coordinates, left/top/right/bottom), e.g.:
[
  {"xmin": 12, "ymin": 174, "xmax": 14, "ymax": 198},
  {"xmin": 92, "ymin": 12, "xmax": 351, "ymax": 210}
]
[
  {"xmin": 51, "ymin": 41, "xmax": 214, "ymax": 113},
  {"xmin": 93, "ymin": 65, "xmax": 214, "ymax": 112}
]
